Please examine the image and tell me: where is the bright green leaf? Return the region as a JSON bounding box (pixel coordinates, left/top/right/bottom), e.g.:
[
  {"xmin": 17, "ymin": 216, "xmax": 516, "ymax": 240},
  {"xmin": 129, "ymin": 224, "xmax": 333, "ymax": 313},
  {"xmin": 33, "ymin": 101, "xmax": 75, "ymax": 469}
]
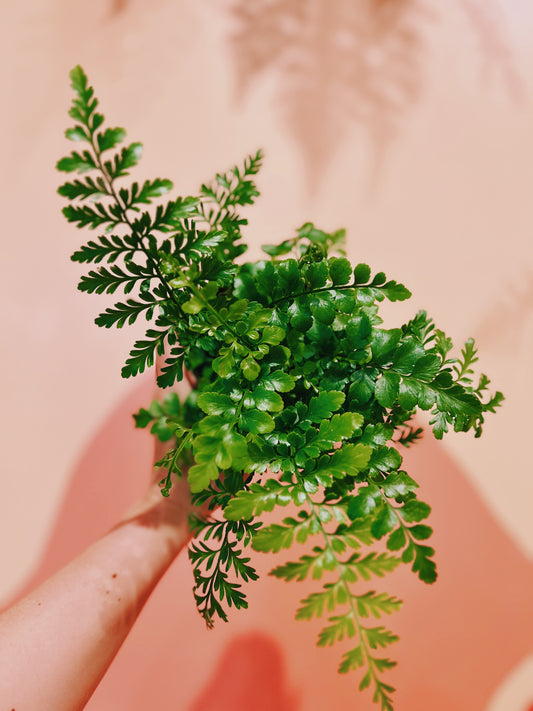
[
  {"xmin": 241, "ymin": 356, "xmax": 261, "ymax": 381},
  {"xmin": 188, "ymin": 460, "xmax": 219, "ymax": 492},
  {"xmin": 329, "ymin": 257, "xmax": 352, "ymax": 285},
  {"xmin": 239, "ymin": 410, "xmax": 275, "ymax": 434},
  {"xmin": 252, "ymin": 386, "xmax": 284, "ymax": 412},
  {"xmin": 197, "ymin": 393, "xmax": 235, "ymax": 416},
  {"xmin": 262, "ymin": 370, "xmax": 295, "ymax": 392},
  {"xmin": 353, "ymin": 263, "xmax": 371, "ymax": 284},
  {"xmin": 399, "ymin": 500, "xmax": 431, "ymax": 523},
  {"xmin": 308, "ymin": 390, "xmax": 345, "ymax": 422},
  {"xmin": 371, "ymin": 505, "xmax": 398, "ymax": 539},
  {"xmin": 375, "ymin": 371, "xmax": 400, "ymax": 408}
]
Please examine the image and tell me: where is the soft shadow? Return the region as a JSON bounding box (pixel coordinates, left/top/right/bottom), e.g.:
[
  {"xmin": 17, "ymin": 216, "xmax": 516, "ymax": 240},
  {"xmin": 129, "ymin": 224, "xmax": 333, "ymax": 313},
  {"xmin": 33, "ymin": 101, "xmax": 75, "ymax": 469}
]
[
  {"xmin": 0, "ymin": 379, "xmax": 153, "ymax": 605},
  {"xmin": 188, "ymin": 632, "xmax": 301, "ymax": 711},
  {"xmin": 474, "ymin": 269, "xmax": 533, "ymax": 379},
  {"xmin": 2, "ymin": 379, "xmax": 531, "ymax": 710},
  {"xmin": 458, "ymin": 0, "xmax": 524, "ymax": 102},
  {"xmin": 222, "ymin": 0, "xmax": 523, "ymax": 191},
  {"xmin": 227, "ymin": 0, "xmax": 430, "ymax": 192},
  {"xmin": 109, "ymin": 0, "xmax": 131, "ymax": 17}
]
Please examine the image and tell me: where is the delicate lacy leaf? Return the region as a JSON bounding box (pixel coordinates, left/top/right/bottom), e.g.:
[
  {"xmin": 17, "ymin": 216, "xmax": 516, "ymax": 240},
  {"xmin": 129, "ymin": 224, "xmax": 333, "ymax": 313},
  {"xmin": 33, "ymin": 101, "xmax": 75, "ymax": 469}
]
[
  {"xmin": 224, "ymin": 480, "xmax": 293, "ymax": 520},
  {"xmin": 58, "ymin": 66, "xmax": 503, "ymax": 711}
]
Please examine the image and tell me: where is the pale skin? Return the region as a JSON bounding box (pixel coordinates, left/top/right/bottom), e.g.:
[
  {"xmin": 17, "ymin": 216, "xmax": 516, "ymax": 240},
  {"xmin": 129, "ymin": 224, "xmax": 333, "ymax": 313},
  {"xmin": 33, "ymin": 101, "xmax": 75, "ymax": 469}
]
[{"xmin": 0, "ymin": 371, "xmax": 199, "ymax": 711}]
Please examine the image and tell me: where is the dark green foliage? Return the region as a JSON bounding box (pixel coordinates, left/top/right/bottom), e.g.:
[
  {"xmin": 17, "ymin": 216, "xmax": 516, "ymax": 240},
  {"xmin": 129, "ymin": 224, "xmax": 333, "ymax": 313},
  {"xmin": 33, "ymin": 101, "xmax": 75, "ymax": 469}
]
[
  {"xmin": 58, "ymin": 67, "xmax": 503, "ymax": 711},
  {"xmin": 188, "ymin": 518, "xmax": 260, "ymax": 627}
]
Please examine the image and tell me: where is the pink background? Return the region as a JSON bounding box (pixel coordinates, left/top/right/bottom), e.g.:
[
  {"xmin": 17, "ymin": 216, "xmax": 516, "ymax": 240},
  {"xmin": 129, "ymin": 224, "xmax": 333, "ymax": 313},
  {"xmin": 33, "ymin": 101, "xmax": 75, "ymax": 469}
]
[{"xmin": 1, "ymin": 1, "xmax": 532, "ymax": 709}]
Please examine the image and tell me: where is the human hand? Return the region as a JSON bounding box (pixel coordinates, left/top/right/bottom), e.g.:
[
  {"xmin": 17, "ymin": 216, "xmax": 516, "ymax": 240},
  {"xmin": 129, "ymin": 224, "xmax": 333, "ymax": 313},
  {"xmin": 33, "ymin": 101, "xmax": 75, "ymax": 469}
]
[{"xmin": 120, "ymin": 359, "xmax": 201, "ymax": 548}]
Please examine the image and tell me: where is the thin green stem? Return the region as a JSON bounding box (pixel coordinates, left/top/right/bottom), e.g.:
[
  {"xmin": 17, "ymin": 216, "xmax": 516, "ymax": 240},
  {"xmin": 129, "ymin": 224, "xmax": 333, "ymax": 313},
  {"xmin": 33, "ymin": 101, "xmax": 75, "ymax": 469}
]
[
  {"xmin": 158, "ymin": 430, "xmax": 193, "ymax": 494},
  {"xmin": 88, "ymin": 134, "xmax": 181, "ymax": 311},
  {"xmin": 272, "ymin": 282, "xmax": 358, "ymax": 305},
  {"xmin": 187, "ymin": 280, "xmax": 242, "ymax": 342},
  {"xmin": 294, "ymin": 470, "xmax": 379, "ymax": 688},
  {"xmin": 195, "ymin": 523, "xmax": 231, "ymax": 627},
  {"xmin": 184, "ymin": 277, "xmax": 256, "ymax": 351}
]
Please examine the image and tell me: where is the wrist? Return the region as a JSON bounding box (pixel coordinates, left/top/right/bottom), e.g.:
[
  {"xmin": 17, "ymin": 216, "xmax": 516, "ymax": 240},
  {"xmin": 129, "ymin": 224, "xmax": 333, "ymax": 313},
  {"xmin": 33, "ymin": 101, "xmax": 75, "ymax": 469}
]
[{"xmin": 119, "ymin": 482, "xmax": 193, "ymax": 558}]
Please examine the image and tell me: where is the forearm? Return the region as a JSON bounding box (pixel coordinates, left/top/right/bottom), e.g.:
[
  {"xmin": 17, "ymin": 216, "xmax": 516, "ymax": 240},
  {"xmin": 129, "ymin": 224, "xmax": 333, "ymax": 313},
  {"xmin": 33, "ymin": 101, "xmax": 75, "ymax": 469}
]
[{"xmin": 0, "ymin": 487, "xmax": 189, "ymax": 711}]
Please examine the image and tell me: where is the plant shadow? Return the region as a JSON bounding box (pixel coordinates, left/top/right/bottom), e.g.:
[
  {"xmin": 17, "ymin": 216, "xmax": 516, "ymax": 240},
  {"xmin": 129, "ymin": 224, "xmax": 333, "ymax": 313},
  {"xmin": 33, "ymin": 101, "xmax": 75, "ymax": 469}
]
[
  {"xmin": 1, "ymin": 378, "xmax": 531, "ymax": 709},
  {"xmin": 221, "ymin": 0, "xmax": 523, "ymax": 191},
  {"xmin": 187, "ymin": 632, "xmax": 301, "ymax": 711}
]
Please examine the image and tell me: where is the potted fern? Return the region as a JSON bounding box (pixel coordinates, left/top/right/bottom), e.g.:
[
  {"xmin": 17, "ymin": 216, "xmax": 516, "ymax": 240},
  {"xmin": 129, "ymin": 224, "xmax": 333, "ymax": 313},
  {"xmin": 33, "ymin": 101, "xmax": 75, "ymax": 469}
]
[{"xmin": 57, "ymin": 66, "xmax": 502, "ymax": 710}]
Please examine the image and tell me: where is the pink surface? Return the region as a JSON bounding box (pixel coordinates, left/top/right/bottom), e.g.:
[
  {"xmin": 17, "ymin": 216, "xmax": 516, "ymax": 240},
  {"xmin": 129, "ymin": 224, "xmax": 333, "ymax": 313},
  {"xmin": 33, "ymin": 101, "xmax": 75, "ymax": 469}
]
[
  {"xmin": 1, "ymin": 1, "xmax": 533, "ymax": 708},
  {"xmin": 3, "ymin": 381, "xmax": 531, "ymax": 710}
]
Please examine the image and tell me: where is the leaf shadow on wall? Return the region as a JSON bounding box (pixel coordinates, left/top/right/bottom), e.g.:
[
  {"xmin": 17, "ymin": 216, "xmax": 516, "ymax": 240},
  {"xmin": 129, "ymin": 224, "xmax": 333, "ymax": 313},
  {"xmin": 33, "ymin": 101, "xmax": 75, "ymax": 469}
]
[
  {"xmin": 473, "ymin": 269, "xmax": 533, "ymax": 383},
  {"xmin": 222, "ymin": 0, "xmax": 523, "ymax": 192},
  {"xmin": 458, "ymin": 0, "xmax": 524, "ymax": 101}
]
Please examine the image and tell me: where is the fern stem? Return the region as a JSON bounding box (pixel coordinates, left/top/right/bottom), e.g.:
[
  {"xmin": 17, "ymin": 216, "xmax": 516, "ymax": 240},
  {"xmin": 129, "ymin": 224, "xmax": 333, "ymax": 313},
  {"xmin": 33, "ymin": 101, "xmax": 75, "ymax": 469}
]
[
  {"xmin": 271, "ymin": 282, "xmax": 357, "ymax": 305},
  {"xmin": 87, "ymin": 135, "xmax": 181, "ymax": 312},
  {"xmin": 294, "ymin": 472, "xmax": 382, "ymax": 695},
  {"xmin": 158, "ymin": 430, "xmax": 193, "ymax": 496},
  {"xmin": 185, "ymin": 278, "xmax": 247, "ymax": 346}
]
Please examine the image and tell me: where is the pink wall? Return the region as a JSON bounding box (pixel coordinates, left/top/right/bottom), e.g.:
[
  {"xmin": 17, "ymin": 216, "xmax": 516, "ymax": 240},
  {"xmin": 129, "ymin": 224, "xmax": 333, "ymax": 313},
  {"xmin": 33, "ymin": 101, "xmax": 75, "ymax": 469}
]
[{"xmin": 1, "ymin": 1, "xmax": 532, "ymax": 708}]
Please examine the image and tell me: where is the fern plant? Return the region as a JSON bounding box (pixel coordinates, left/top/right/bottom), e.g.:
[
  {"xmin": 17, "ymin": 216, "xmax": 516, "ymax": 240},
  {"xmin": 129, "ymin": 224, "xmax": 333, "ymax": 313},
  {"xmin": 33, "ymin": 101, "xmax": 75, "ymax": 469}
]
[{"xmin": 57, "ymin": 66, "xmax": 503, "ymax": 710}]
